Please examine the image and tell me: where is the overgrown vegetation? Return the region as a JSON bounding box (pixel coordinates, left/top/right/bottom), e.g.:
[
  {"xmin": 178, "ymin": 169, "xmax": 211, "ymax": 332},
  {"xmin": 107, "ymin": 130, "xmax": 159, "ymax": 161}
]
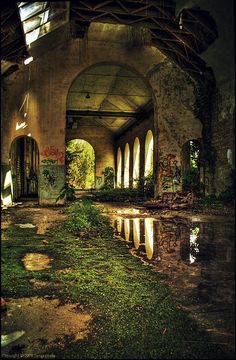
[
  {"xmin": 56, "ymin": 183, "xmax": 76, "ymax": 202},
  {"xmin": 64, "ymin": 199, "xmax": 110, "ymax": 235},
  {"xmin": 102, "ymin": 167, "xmax": 115, "ymax": 189},
  {"xmin": 92, "ymin": 188, "xmax": 143, "ymax": 202}
]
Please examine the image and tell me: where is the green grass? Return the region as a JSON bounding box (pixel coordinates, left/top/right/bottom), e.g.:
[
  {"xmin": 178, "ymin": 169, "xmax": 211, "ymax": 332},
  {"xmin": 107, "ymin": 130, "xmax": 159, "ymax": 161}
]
[{"xmin": 1, "ymin": 201, "xmax": 231, "ymax": 359}]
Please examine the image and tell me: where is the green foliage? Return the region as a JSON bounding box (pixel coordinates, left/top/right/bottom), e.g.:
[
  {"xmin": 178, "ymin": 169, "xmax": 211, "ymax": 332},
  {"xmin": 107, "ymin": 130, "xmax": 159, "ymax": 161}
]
[
  {"xmin": 66, "ymin": 139, "xmax": 95, "ymax": 189},
  {"xmin": 182, "ymin": 168, "xmax": 202, "ymax": 194},
  {"xmin": 189, "ymin": 140, "xmax": 200, "ymax": 169},
  {"xmin": 64, "ymin": 199, "xmax": 110, "ymax": 234},
  {"xmin": 102, "ymin": 167, "xmax": 114, "ymax": 189},
  {"xmin": 92, "ymin": 188, "xmax": 143, "ymax": 202},
  {"xmin": 197, "ymin": 194, "xmax": 219, "ymax": 204},
  {"xmin": 218, "ymin": 169, "xmax": 235, "ymax": 203},
  {"xmin": 56, "ymin": 183, "xmax": 76, "ymax": 202},
  {"xmin": 134, "ymin": 173, "xmax": 154, "ymax": 199}
]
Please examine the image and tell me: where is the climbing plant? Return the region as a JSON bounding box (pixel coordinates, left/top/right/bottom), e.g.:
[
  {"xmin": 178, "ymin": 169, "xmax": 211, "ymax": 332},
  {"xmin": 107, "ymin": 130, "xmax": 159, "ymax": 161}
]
[{"xmin": 103, "ymin": 167, "xmax": 114, "ymax": 189}]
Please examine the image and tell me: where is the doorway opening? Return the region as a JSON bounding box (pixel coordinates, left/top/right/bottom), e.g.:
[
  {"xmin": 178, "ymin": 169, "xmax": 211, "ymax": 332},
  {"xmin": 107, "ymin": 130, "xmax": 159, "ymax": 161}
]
[
  {"xmin": 66, "ymin": 139, "xmax": 95, "ymax": 190},
  {"xmin": 10, "ymin": 136, "xmax": 39, "ymax": 200}
]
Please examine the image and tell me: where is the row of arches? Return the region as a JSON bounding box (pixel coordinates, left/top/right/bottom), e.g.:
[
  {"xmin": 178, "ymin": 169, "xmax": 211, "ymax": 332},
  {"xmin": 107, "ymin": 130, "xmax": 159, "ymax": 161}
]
[
  {"xmin": 117, "ymin": 130, "xmax": 154, "ymax": 188},
  {"xmin": 3, "ymin": 133, "xmax": 202, "ymax": 204}
]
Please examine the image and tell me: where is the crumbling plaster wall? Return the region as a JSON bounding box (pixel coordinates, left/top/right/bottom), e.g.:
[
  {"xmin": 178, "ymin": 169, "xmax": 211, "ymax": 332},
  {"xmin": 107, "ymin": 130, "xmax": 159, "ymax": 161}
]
[{"xmin": 148, "ymin": 61, "xmax": 202, "ymax": 194}]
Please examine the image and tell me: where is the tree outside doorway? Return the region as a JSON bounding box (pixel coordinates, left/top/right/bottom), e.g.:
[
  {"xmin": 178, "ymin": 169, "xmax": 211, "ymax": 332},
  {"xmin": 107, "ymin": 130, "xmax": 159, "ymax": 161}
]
[{"xmin": 66, "ymin": 139, "xmax": 95, "ymax": 190}]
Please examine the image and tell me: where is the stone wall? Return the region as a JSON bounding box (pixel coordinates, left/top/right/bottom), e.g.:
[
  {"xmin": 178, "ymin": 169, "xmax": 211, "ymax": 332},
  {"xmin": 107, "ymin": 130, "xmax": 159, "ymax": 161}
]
[{"xmin": 211, "ymin": 84, "xmax": 235, "ymax": 195}]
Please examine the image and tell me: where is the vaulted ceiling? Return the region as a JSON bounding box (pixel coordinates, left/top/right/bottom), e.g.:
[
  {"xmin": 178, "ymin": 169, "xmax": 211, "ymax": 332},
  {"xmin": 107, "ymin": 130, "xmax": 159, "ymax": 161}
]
[{"xmin": 66, "ymin": 64, "xmax": 153, "ymax": 135}]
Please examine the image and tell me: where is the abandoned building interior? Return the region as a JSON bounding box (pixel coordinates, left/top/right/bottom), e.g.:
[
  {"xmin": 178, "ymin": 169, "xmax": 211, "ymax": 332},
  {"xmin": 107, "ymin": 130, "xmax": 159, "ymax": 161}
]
[
  {"xmin": 1, "ymin": 0, "xmax": 234, "ymax": 205},
  {"xmin": 1, "ymin": 1, "xmax": 235, "ymax": 359}
]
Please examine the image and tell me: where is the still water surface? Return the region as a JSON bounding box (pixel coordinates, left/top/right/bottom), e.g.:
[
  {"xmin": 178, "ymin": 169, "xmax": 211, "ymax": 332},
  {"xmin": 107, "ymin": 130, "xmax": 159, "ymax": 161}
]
[{"xmin": 113, "ymin": 216, "xmax": 235, "ymax": 350}]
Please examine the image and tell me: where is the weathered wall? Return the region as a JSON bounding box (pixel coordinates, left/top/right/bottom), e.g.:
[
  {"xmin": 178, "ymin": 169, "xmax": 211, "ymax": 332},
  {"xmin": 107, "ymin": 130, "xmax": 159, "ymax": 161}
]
[
  {"xmin": 1, "ymin": 22, "xmax": 210, "ymax": 203},
  {"xmin": 211, "ymin": 85, "xmax": 235, "ymax": 195},
  {"xmin": 1, "ymin": 23, "xmax": 165, "ymax": 204},
  {"xmin": 148, "ymin": 61, "xmax": 202, "ymax": 194}
]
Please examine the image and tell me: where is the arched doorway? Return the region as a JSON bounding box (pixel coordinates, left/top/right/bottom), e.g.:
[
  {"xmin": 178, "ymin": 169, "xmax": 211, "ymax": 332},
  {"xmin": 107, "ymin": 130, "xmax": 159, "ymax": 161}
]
[
  {"xmin": 124, "ymin": 143, "xmax": 130, "ymax": 188},
  {"xmin": 10, "ymin": 136, "xmax": 39, "ymax": 200},
  {"xmin": 144, "ymin": 130, "xmax": 154, "ymax": 177},
  {"xmin": 66, "ymin": 139, "xmax": 95, "ymax": 190},
  {"xmin": 133, "ymin": 137, "xmax": 140, "ymax": 188}
]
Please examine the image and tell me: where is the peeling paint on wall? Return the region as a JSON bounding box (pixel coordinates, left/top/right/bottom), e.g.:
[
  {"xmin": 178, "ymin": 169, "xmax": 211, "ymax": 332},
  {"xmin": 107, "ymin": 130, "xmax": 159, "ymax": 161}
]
[{"xmin": 39, "ymin": 165, "xmax": 65, "ymax": 203}]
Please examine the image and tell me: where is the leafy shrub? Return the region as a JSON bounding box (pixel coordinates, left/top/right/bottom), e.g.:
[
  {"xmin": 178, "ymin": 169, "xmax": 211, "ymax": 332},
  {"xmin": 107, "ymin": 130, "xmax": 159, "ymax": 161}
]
[
  {"xmin": 56, "ymin": 183, "xmax": 76, "ymax": 202},
  {"xmin": 91, "ymin": 188, "xmax": 144, "ymax": 202},
  {"xmin": 65, "ymin": 199, "xmax": 110, "ymax": 235},
  {"xmin": 102, "ymin": 167, "xmax": 114, "ymax": 189}
]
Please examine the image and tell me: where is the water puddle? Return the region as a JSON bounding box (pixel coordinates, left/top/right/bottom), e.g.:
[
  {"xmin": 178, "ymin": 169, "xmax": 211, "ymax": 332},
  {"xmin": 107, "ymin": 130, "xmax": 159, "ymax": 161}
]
[
  {"xmin": 113, "ymin": 216, "xmax": 235, "ymax": 349},
  {"xmin": 22, "ymin": 253, "xmax": 52, "ymax": 271}
]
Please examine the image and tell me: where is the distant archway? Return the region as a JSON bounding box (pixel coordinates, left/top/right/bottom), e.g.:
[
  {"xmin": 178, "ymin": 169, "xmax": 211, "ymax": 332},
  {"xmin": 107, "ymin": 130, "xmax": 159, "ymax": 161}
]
[
  {"xmin": 133, "ymin": 137, "xmax": 140, "ymax": 188},
  {"xmin": 10, "ymin": 136, "xmax": 39, "ymax": 200},
  {"xmin": 144, "ymin": 130, "xmax": 153, "ymax": 177},
  {"xmin": 181, "ymin": 139, "xmax": 202, "ymax": 194},
  {"xmin": 117, "ymin": 147, "xmax": 122, "ymax": 188},
  {"xmin": 66, "ymin": 139, "xmax": 95, "ymax": 190},
  {"xmin": 124, "ymin": 143, "xmax": 130, "ymax": 188}
]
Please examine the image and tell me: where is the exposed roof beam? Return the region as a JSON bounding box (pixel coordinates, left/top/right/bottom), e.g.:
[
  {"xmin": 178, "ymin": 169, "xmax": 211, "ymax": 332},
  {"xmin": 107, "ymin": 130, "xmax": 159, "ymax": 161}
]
[{"xmin": 67, "ymin": 110, "xmax": 137, "ymax": 118}]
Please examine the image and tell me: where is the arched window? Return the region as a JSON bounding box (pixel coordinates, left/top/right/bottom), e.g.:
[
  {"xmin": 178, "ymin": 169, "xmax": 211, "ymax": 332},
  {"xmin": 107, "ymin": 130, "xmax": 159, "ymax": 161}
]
[
  {"xmin": 144, "ymin": 130, "xmax": 153, "ymax": 177},
  {"xmin": 133, "ymin": 137, "xmax": 140, "ymax": 187},
  {"xmin": 117, "ymin": 147, "xmax": 122, "ymax": 188},
  {"xmin": 124, "ymin": 143, "xmax": 130, "ymax": 188}
]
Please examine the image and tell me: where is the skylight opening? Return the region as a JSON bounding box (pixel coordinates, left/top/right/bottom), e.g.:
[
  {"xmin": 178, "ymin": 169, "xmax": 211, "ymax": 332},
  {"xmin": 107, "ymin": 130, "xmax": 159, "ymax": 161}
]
[{"xmin": 18, "ymin": 2, "xmax": 48, "ymax": 22}]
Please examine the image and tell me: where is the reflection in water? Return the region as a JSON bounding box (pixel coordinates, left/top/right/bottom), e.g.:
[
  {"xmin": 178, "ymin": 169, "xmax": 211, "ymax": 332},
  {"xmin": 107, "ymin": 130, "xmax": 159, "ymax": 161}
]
[
  {"xmin": 145, "ymin": 218, "xmax": 154, "ymax": 260},
  {"xmin": 124, "ymin": 219, "xmax": 130, "ymax": 241},
  {"xmin": 189, "ymin": 226, "xmax": 200, "ymax": 264},
  {"xmin": 113, "ymin": 216, "xmax": 235, "ymax": 351},
  {"xmin": 116, "ymin": 217, "xmax": 122, "ymax": 233},
  {"xmin": 133, "ymin": 218, "xmax": 140, "ymax": 249}
]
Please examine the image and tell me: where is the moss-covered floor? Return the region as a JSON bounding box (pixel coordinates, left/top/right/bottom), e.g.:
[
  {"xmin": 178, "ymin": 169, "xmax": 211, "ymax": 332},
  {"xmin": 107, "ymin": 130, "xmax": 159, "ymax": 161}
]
[{"xmin": 1, "ymin": 200, "xmax": 235, "ymax": 359}]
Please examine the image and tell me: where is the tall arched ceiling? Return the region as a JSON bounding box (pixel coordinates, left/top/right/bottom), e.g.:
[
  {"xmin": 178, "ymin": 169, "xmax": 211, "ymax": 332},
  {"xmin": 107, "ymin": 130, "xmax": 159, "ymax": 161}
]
[{"xmin": 67, "ymin": 64, "xmax": 153, "ymax": 135}]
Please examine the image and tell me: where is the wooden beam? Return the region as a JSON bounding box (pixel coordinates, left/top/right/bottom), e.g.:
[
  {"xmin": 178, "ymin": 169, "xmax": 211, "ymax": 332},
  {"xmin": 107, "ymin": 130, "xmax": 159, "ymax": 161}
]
[{"xmin": 67, "ymin": 109, "xmax": 137, "ymax": 118}]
